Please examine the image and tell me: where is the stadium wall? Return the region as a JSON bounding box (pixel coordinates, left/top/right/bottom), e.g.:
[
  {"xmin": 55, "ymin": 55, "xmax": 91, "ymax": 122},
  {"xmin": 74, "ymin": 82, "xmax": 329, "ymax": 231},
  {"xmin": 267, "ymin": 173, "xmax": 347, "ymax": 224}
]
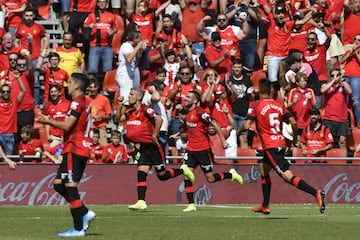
[{"xmin": 0, "ymin": 164, "xmax": 359, "ymax": 205}]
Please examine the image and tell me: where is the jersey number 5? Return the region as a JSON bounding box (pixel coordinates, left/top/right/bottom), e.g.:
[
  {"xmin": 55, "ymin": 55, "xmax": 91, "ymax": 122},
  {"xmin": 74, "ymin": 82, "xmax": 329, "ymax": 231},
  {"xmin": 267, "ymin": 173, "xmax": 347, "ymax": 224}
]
[{"xmin": 269, "ymin": 113, "xmax": 280, "ymax": 134}]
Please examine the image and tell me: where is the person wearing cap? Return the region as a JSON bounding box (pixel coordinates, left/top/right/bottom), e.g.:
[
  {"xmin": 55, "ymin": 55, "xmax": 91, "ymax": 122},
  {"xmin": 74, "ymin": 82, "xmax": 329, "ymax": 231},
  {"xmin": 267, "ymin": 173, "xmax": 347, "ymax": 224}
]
[
  {"xmin": 148, "ymin": 33, "xmax": 168, "ymax": 82},
  {"xmin": 299, "ymin": 107, "xmax": 334, "ymax": 162},
  {"xmin": 239, "ymin": 78, "xmax": 326, "ymax": 215},
  {"xmin": 205, "ymin": 31, "xmax": 237, "ymax": 81},
  {"xmin": 196, "ymin": 13, "xmax": 249, "ymax": 60},
  {"xmin": 289, "ymin": 11, "xmax": 313, "ymax": 53},
  {"xmin": 320, "ymin": 68, "xmax": 352, "ymax": 156},
  {"xmin": 287, "ymin": 72, "xmax": 317, "ymax": 138}
]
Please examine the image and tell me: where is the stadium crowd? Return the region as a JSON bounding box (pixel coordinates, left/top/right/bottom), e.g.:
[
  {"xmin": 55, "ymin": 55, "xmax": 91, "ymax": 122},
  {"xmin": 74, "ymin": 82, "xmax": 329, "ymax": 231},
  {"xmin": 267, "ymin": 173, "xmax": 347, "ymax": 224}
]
[{"xmin": 0, "ymin": 0, "xmax": 360, "ymax": 165}]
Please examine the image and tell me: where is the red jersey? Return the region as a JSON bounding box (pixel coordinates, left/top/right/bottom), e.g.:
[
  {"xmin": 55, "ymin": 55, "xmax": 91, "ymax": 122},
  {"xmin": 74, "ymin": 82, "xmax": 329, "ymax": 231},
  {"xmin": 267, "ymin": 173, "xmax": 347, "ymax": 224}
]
[
  {"xmin": 205, "ymin": 44, "xmax": 232, "ymax": 81},
  {"xmin": 247, "ymin": 98, "xmax": 289, "ymax": 149},
  {"xmin": 18, "ymin": 138, "xmax": 43, "ymax": 162},
  {"xmin": 300, "ymin": 124, "xmax": 334, "ymax": 157},
  {"xmin": 2, "ymin": 0, "xmax": 26, "ymax": 28},
  {"xmin": 181, "ymin": 6, "xmax": 206, "ymax": 42},
  {"xmin": 214, "ymin": 26, "xmax": 241, "ymax": 58},
  {"xmin": 186, "ymin": 106, "xmax": 212, "ymax": 151},
  {"xmin": 43, "ymin": 98, "xmax": 71, "ymax": 138},
  {"xmin": 125, "ymin": 104, "xmax": 157, "ymax": 143},
  {"xmin": 303, "ymin": 44, "xmax": 328, "ymax": 81},
  {"xmin": 89, "ymin": 143, "xmax": 104, "ymax": 163},
  {"xmin": 43, "ymin": 67, "xmax": 69, "ymax": 102},
  {"xmin": 131, "ymin": 13, "xmax": 154, "ymax": 45},
  {"xmin": 266, "ymin": 14, "xmax": 294, "ymax": 57},
  {"xmin": 168, "ymin": 82, "xmax": 202, "ymax": 117},
  {"xmin": 343, "ymin": 11, "xmax": 360, "ymax": 45},
  {"xmin": 287, "ymin": 87, "xmax": 316, "ymax": 129},
  {"xmin": 210, "ymin": 99, "xmax": 233, "ymax": 128},
  {"xmin": 0, "ymin": 99, "xmax": 18, "ymax": 133},
  {"xmin": 102, "ymin": 143, "xmax": 128, "ymax": 163},
  {"xmin": 0, "ymin": 47, "xmax": 21, "ymax": 72},
  {"xmin": 322, "ymin": 84, "xmax": 348, "ymax": 122},
  {"xmin": 3, "ymin": 70, "xmax": 35, "ymax": 111},
  {"xmin": 343, "ymin": 49, "xmax": 360, "ymax": 77},
  {"xmin": 84, "ymin": 11, "xmax": 118, "ymax": 47},
  {"xmin": 63, "ymin": 95, "xmax": 92, "ymax": 157},
  {"xmin": 15, "ymin": 23, "xmax": 47, "ymax": 60},
  {"xmin": 70, "ymin": 0, "xmax": 95, "ymax": 12},
  {"xmin": 289, "ymin": 23, "xmax": 311, "ymax": 52}
]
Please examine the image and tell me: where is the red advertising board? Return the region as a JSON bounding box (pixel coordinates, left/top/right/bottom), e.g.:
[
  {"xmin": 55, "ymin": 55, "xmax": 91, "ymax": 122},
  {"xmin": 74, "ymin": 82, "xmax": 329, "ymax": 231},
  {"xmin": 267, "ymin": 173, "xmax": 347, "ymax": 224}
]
[{"xmin": 0, "ymin": 164, "xmax": 359, "ymax": 205}]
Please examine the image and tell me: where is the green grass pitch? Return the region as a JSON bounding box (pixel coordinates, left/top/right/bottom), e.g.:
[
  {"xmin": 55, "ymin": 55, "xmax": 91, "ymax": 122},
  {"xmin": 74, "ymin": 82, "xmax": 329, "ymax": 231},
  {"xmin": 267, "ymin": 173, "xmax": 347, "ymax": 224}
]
[{"xmin": 0, "ymin": 204, "xmax": 358, "ymax": 240}]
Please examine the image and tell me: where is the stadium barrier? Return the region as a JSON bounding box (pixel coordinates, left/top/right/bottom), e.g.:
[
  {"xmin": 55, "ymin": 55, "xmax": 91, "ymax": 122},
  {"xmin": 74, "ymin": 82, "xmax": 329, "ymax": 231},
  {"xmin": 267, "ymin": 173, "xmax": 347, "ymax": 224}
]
[{"xmin": 0, "ymin": 155, "xmax": 359, "ymax": 206}]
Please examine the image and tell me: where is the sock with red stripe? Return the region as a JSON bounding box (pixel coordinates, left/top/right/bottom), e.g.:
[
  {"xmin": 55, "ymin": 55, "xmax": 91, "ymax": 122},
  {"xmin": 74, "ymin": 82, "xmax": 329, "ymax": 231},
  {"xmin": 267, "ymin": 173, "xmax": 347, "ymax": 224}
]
[
  {"xmin": 157, "ymin": 168, "xmax": 182, "ymax": 181},
  {"xmin": 137, "ymin": 171, "xmax": 147, "ymax": 200},
  {"xmin": 66, "ymin": 186, "xmax": 87, "ymax": 230},
  {"xmin": 290, "ymin": 176, "xmax": 317, "ymax": 196},
  {"xmin": 261, "ymin": 175, "xmax": 271, "ymax": 207},
  {"xmin": 184, "ymin": 180, "xmax": 194, "ymax": 204},
  {"xmin": 213, "ymin": 172, "xmax": 232, "ymax": 182}
]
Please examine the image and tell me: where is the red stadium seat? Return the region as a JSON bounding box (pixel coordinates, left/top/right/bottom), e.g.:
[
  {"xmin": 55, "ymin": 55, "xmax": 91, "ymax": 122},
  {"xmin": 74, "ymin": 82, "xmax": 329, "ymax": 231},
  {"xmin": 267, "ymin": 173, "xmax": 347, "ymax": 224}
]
[
  {"xmin": 292, "ymin": 147, "xmax": 307, "ymax": 164},
  {"xmin": 325, "ymin": 148, "xmax": 346, "ymax": 164},
  {"xmin": 250, "ymin": 70, "xmax": 266, "ymax": 93},
  {"xmin": 347, "ymin": 127, "xmax": 360, "ymax": 151},
  {"xmin": 236, "ymin": 148, "xmax": 257, "ymax": 164},
  {"xmin": 103, "ymin": 69, "xmax": 118, "ymax": 94}
]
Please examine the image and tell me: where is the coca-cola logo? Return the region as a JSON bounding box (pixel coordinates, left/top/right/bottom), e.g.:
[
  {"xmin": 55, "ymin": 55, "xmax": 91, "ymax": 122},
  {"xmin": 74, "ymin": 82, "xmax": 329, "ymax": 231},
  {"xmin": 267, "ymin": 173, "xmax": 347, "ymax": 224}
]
[
  {"xmin": 243, "ymin": 165, "xmax": 260, "ymax": 183},
  {"xmin": 0, "ymin": 173, "xmax": 93, "ymax": 205},
  {"xmin": 323, "ymin": 173, "xmax": 360, "ymax": 203}
]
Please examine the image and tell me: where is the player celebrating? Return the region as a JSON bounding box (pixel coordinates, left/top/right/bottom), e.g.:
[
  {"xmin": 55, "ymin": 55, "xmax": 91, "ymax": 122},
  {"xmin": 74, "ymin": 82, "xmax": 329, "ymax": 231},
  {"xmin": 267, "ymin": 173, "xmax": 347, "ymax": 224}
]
[
  {"xmin": 239, "ymin": 78, "xmax": 326, "ymax": 214},
  {"xmin": 181, "ymin": 90, "xmax": 243, "ymax": 212},
  {"xmin": 37, "ymin": 73, "xmax": 96, "ymax": 237},
  {"xmin": 114, "ymin": 88, "xmax": 194, "ymax": 211}
]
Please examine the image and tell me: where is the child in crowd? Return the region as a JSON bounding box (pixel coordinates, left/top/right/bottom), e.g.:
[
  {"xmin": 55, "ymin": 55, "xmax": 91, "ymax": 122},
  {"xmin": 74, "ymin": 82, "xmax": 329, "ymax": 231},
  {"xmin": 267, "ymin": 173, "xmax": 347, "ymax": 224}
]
[
  {"xmin": 102, "ymin": 130, "xmax": 128, "ymax": 164},
  {"xmin": 89, "ymin": 128, "xmax": 105, "ymax": 164},
  {"xmin": 18, "ymin": 125, "xmax": 44, "ymax": 163}
]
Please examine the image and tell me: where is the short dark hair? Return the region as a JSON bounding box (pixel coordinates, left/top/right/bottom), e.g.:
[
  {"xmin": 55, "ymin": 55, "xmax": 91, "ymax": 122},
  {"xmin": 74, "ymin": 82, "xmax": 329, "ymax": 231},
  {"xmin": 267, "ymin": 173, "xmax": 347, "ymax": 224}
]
[
  {"xmin": 259, "ymin": 78, "xmax": 272, "ymax": 95},
  {"xmin": 48, "ymin": 52, "xmax": 60, "ymax": 60},
  {"xmin": 71, "ymin": 73, "xmax": 90, "ymax": 93},
  {"xmin": 189, "ymin": 90, "xmax": 201, "ymax": 102},
  {"xmin": 49, "ymin": 84, "xmax": 62, "ymax": 92},
  {"xmin": 21, "ymin": 124, "xmax": 34, "ymax": 137}
]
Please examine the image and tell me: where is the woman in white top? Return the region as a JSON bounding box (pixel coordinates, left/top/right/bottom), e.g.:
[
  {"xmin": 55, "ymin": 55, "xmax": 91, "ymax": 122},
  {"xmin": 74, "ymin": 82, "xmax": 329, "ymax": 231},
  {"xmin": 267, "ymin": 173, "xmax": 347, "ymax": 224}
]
[{"xmin": 116, "ymin": 30, "xmax": 147, "ymax": 103}]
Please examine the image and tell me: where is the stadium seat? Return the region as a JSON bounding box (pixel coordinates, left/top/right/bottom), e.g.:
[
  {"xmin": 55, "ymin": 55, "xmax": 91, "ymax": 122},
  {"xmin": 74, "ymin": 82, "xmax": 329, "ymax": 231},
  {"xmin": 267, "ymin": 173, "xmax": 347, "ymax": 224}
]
[
  {"xmin": 250, "ymin": 70, "xmax": 266, "ymax": 93},
  {"xmin": 348, "ymin": 108, "xmax": 356, "ymax": 128},
  {"xmin": 236, "ymin": 148, "xmax": 257, "ymax": 164},
  {"xmin": 103, "ymin": 69, "xmax": 118, "ymax": 94},
  {"xmin": 325, "ymin": 148, "xmax": 347, "ymax": 164}
]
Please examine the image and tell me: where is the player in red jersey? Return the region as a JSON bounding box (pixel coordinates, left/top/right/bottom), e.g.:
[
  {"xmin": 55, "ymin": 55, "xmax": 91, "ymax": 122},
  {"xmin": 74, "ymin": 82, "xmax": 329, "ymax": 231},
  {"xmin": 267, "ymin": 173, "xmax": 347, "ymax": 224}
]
[
  {"xmin": 37, "ymin": 73, "xmax": 95, "ymax": 237},
  {"xmin": 114, "ymin": 88, "xmax": 194, "ymax": 211},
  {"xmin": 240, "ymin": 78, "xmax": 326, "ymax": 214},
  {"xmin": 181, "ymin": 90, "xmax": 243, "ymax": 212}
]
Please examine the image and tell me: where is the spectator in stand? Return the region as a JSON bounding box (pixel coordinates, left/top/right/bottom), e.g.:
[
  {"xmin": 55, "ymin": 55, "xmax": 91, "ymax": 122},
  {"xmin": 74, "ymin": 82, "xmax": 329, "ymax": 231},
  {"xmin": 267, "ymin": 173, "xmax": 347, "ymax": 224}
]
[
  {"xmin": 18, "ymin": 124, "xmax": 44, "ymax": 163},
  {"xmin": 0, "ymin": 72, "xmax": 26, "ymax": 155},
  {"xmin": 289, "ymin": 11, "xmax": 312, "ymax": 53},
  {"xmin": 102, "ymin": 130, "xmax": 128, "ymax": 164},
  {"xmin": 43, "ymin": 84, "xmax": 70, "ymax": 148},
  {"xmin": 0, "ymin": 32, "xmax": 27, "ymax": 72},
  {"xmin": 14, "ymin": 7, "xmax": 49, "ymax": 106},
  {"xmin": 304, "ymin": 29, "xmax": 331, "ymax": 108},
  {"xmin": 167, "ymin": 66, "xmax": 202, "ymax": 135},
  {"xmin": 148, "ymin": 34, "xmax": 167, "ymax": 82},
  {"xmin": 225, "ymin": 0, "xmax": 261, "ymax": 73},
  {"xmin": 1, "ymin": 0, "xmax": 26, "ymax": 37},
  {"xmin": 287, "ymin": 72, "xmax": 317, "ymax": 139},
  {"xmin": 163, "ymin": 48, "xmax": 180, "ymax": 86},
  {"xmin": 205, "ymin": 31, "xmax": 237, "ymax": 81},
  {"xmin": 88, "ymin": 77, "xmax": 112, "ymax": 146},
  {"xmin": 129, "ymin": 0, "xmax": 171, "ymax": 71},
  {"xmin": 264, "ymin": 4, "xmax": 294, "ymax": 86},
  {"xmin": 0, "ymin": 52, "xmax": 19, "ymax": 84},
  {"xmin": 114, "ymin": 87, "xmax": 195, "ymax": 211},
  {"xmin": 60, "ymin": 0, "xmax": 71, "ymax": 32},
  {"xmin": 88, "ymin": 128, "xmax": 104, "ymax": 164},
  {"xmin": 143, "ymin": 80, "xmax": 169, "ymax": 155},
  {"xmin": 68, "ymin": 0, "xmax": 93, "ymax": 47},
  {"xmin": 116, "ymin": 30, "xmax": 147, "ymax": 103},
  {"xmin": 181, "ymin": 90, "xmax": 243, "ymax": 212},
  {"xmin": 156, "ymin": 14, "xmax": 182, "ymax": 52},
  {"xmin": 343, "ymin": 0, "xmax": 360, "ymax": 51},
  {"xmin": 227, "ymin": 58, "xmax": 254, "ymax": 149},
  {"xmin": 340, "ymin": 34, "xmax": 360, "ymax": 126},
  {"xmin": 36, "ymin": 52, "xmax": 70, "ymax": 102},
  {"xmin": 239, "ymin": 78, "xmax": 326, "ymax": 215},
  {"xmin": 54, "ymin": 32, "xmax": 85, "ymax": 77},
  {"xmin": 179, "ymin": 0, "xmax": 207, "ymax": 69},
  {"xmin": 197, "ymin": 13, "xmax": 249, "ymax": 61},
  {"xmin": 321, "ymin": 68, "xmax": 352, "ymax": 156},
  {"xmin": 83, "ymin": 0, "xmax": 118, "ymax": 76},
  {"xmin": 299, "ymin": 108, "xmax": 334, "ymax": 163}
]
